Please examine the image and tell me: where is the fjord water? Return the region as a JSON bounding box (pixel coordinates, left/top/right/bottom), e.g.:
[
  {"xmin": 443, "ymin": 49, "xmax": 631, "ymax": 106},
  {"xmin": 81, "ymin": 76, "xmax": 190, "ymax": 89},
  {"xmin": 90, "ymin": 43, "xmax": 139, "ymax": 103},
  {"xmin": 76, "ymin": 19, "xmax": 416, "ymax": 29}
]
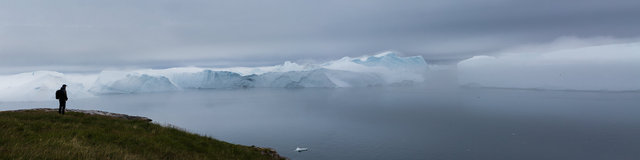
[{"xmin": 2, "ymin": 87, "xmax": 639, "ymax": 159}]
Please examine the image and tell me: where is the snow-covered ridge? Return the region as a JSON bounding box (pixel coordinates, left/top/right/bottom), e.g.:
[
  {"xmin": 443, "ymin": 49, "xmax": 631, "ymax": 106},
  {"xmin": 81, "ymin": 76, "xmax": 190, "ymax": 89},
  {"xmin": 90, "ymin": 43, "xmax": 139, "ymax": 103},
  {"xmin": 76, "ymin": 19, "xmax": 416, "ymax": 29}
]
[{"xmin": 0, "ymin": 51, "xmax": 427, "ymax": 101}]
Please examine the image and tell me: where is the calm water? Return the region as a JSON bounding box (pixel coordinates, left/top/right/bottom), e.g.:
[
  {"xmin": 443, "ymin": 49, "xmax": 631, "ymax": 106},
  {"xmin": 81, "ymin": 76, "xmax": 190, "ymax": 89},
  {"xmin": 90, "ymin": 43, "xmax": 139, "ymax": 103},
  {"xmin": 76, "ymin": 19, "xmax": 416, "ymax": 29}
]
[{"xmin": 2, "ymin": 87, "xmax": 640, "ymax": 160}]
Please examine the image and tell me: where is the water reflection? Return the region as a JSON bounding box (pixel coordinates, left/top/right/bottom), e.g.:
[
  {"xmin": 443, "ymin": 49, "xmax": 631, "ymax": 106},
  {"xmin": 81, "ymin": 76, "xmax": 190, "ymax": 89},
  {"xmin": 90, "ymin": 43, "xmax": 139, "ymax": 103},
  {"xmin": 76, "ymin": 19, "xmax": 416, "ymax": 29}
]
[{"xmin": 2, "ymin": 87, "xmax": 639, "ymax": 160}]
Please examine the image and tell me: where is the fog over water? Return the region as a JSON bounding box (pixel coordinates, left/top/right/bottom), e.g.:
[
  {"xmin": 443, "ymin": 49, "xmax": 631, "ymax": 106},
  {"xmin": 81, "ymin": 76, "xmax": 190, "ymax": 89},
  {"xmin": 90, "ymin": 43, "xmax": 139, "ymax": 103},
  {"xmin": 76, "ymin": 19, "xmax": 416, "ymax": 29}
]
[{"xmin": 2, "ymin": 87, "xmax": 639, "ymax": 160}]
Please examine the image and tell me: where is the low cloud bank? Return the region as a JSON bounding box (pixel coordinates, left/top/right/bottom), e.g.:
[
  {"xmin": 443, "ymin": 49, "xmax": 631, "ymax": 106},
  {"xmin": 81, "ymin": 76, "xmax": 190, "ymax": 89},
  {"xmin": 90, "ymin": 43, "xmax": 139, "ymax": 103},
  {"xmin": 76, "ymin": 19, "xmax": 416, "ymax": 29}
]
[{"xmin": 458, "ymin": 39, "xmax": 640, "ymax": 91}]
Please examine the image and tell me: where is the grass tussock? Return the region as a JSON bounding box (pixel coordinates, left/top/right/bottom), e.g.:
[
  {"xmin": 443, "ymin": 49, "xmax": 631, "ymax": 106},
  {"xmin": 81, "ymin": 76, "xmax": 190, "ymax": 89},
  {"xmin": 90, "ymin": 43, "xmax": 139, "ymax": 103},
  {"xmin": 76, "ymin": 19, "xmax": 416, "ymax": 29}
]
[{"xmin": 0, "ymin": 109, "xmax": 285, "ymax": 160}]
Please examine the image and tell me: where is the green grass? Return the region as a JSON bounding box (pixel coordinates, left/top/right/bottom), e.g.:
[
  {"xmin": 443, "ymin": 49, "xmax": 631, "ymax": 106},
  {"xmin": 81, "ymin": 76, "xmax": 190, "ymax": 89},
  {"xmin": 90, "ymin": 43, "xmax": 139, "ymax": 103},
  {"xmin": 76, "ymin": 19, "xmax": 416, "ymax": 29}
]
[{"xmin": 0, "ymin": 110, "xmax": 285, "ymax": 160}]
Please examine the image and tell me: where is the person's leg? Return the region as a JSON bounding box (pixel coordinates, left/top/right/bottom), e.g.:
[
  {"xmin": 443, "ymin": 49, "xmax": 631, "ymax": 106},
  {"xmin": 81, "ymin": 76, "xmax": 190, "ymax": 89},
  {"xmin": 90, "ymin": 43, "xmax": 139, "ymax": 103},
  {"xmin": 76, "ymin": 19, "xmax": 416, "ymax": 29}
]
[
  {"xmin": 60, "ymin": 100, "xmax": 66, "ymax": 114},
  {"xmin": 58, "ymin": 100, "xmax": 63, "ymax": 114}
]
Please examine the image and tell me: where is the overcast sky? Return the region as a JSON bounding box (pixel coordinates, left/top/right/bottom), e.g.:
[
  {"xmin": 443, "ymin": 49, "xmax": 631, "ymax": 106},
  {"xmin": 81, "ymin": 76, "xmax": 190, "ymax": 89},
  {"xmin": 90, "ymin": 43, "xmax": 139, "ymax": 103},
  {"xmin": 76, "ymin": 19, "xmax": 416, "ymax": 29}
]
[{"xmin": 1, "ymin": 0, "xmax": 640, "ymax": 73}]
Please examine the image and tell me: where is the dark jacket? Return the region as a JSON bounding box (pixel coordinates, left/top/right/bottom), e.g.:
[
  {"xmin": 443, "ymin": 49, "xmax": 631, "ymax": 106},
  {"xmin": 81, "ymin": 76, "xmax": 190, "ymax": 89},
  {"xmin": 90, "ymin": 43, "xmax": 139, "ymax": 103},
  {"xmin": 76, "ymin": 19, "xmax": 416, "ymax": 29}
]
[{"xmin": 56, "ymin": 89, "xmax": 68, "ymax": 101}]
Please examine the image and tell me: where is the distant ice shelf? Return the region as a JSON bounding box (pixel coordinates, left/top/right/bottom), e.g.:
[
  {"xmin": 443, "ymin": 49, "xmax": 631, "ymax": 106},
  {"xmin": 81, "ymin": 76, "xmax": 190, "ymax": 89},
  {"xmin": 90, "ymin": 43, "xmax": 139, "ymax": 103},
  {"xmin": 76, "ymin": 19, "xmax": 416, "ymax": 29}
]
[
  {"xmin": 457, "ymin": 42, "xmax": 640, "ymax": 91},
  {"xmin": 0, "ymin": 51, "xmax": 428, "ymax": 101}
]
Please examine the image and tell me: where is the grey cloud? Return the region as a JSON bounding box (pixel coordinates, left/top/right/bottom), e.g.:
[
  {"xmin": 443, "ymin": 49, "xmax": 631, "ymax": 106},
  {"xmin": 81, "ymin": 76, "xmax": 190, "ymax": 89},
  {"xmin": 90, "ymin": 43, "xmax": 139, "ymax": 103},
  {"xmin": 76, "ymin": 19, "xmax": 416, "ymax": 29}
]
[{"xmin": 1, "ymin": 0, "xmax": 639, "ymax": 73}]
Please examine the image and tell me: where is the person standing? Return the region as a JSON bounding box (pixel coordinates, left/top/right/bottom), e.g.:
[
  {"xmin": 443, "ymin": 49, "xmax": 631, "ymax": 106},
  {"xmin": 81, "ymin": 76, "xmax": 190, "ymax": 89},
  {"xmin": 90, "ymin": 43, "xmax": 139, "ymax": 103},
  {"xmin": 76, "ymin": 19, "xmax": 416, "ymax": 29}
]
[{"xmin": 55, "ymin": 84, "xmax": 68, "ymax": 114}]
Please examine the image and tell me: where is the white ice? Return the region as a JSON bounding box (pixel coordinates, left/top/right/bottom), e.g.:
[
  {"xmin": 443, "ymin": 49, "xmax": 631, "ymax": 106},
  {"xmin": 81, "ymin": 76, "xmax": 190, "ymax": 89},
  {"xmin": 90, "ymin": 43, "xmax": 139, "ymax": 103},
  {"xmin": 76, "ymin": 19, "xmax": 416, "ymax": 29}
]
[{"xmin": 0, "ymin": 51, "xmax": 428, "ymax": 101}]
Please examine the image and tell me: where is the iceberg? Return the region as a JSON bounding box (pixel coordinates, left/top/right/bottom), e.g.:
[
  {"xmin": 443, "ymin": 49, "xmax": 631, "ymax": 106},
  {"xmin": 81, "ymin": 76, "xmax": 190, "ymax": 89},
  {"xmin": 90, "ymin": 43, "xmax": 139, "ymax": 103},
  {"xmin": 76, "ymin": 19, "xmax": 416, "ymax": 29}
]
[
  {"xmin": 108, "ymin": 51, "xmax": 425, "ymax": 90},
  {"xmin": 0, "ymin": 51, "xmax": 428, "ymax": 101},
  {"xmin": 167, "ymin": 70, "xmax": 253, "ymax": 89},
  {"xmin": 90, "ymin": 72, "xmax": 178, "ymax": 94},
  {"xmin": 295, "ymin": 147, "xmax": 309, "ymax": 152},
  {"xmin": 351, "ymin": 51, "xmax": 427, "ymax": 69},
  {"xmin": 0, "ymin": 71, "xmax": 94, "ymax": 101}
]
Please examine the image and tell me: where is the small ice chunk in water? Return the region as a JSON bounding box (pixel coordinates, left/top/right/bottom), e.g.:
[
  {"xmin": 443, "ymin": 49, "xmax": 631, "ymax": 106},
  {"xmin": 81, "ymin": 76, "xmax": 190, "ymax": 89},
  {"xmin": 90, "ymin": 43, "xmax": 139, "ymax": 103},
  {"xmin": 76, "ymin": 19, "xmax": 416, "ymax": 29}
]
[{"xmin": 295, "ymin": 147, "xmax": 309, "ymax": 152}]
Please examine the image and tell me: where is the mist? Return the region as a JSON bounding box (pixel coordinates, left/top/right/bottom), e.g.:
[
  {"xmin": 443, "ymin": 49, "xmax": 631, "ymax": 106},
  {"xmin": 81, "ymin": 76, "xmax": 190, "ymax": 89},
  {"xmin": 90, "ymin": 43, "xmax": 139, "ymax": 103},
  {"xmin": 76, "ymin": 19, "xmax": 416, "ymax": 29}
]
[{"xmin": 458, "ymin": 37, "xmax": 640, "ymax": 91}]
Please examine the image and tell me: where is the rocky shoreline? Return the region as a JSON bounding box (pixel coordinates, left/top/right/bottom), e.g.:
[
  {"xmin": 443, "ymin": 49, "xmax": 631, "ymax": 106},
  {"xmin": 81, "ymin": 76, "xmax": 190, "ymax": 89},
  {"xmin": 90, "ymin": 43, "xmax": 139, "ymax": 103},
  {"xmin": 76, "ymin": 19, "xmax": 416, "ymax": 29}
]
[{"xmin": 2, "ymin": 108, "xmax": 153, "ymax": 121}]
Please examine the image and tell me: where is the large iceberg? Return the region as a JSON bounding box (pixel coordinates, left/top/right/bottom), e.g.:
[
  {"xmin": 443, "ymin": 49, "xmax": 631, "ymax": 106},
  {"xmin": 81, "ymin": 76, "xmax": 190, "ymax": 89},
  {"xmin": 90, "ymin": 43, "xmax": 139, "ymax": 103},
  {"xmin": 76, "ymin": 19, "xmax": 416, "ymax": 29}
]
[
  {"xmin": 351, "ymin": 52, "xmax": 427, "ymax": 69},
  {"xmin": 90, "ymin": 72, "xmax": 178, "ymax": 94},
  {"xmin": 0, "ymin": 71, "xmax": 94, "ymax": 101},
  {"xmin": 0, "ymin": 51, "xmax": 428, "ymax": 101}
]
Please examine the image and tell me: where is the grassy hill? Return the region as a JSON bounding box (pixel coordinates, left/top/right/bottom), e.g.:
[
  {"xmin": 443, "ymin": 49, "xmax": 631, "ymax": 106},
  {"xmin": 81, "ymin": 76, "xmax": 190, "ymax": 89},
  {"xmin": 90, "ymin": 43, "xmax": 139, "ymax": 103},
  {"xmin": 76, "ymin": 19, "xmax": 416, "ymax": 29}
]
[{"xmin": 0, "ymin": 109, "xmax": 285, "ymax": 160}]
